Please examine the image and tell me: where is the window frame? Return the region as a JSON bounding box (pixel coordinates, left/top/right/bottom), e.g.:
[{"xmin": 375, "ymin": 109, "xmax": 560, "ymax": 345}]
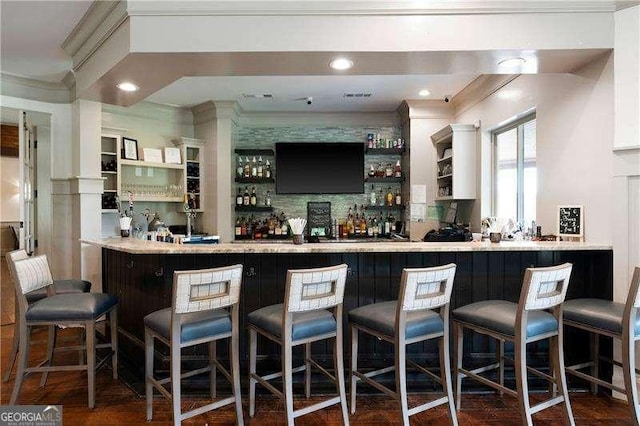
[{"xmin": 491, "ymin": 112, "xmax": 536, "ymax": 222}]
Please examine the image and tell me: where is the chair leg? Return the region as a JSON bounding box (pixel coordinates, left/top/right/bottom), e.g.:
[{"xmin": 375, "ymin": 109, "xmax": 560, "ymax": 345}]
[
  {"xmin": 3, "ymin": 302, "xmax": 20, "ymax": 382},
  {"xmin": 334, "ymin": 331, "xmax": 349, "ymax": 425},
  {"xmin": 453, "ymin": 322, "xmax": 463, "ymax": 411},
  {"xmin": 231, "ymin": 326, "xmax": 244, "ymax": 426},
  {"xmin": 249, "ymin": 328, "xmax": 257, "ymax": 417},
  {"xmin": 209, "ymin": 340, "xmax": 217, "ymax": 399},
  {"xmin": 551, "ymin": 334, "xmax": 575, "ymax": 426},
  {"xmin": 145, "ymin": 328, "xmax": 154, "ymax": 421},
  {"xmin": 622, "ymin": 334, "xmax": 639, "ymax": 425},
  {"xmin": 440, "ymin": 334, "xmax": 458, "ymax": 426},
  {"xmin": 10, "ymin": 323, "xmax": 31, "ymax": 405},
  {"xmin": 514, "ymin": 336, "xmax": 533, "ymax": 426},
  {"xmin": 498, "ymin": 339, "xmax": 505, "ymax": 395},
  {"xmin": 170, "ymin": 339, "xmax": 182, "ymax": 426},
  {"xmin": 591, "ymin": 332, "xmax": 599, "ymax": 395},
  {"xmin": 86, "ymin": 321, "xmax": 96, "ymax": 409},
  {"xmin": 110, "ymin": 307, "xmax": 118, "ymax": 379},
  {"xmin": 40, "ymin": 325, "xmax": 56, "ymax": 387},
  {"xmin": 395, "ymin": 340, "xmax": 409, "ymax": 425},
  {"xmin": 305, "ymin": 342, "xmax": 311, "ymax": 399},
  {"xmin": 78, "ymin": 328, "xmax": 85, "ymax": 366},
  {"xmin": 350, "ymin": 326, "xmax": 358, "ymax": 415},
  {"xmin": 283, "ymin": 340, "xmax": 295, "ymax": 426}
]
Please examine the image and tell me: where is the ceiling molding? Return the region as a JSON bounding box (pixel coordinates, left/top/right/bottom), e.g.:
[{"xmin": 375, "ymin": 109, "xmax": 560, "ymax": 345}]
[
  {"xmin": 62, "ymin": 0, "xmax": 129, "ymax": 71},
  {"xmin": 126, "ymin": 1, "xmax": 637, "ymax": 16},
  {"xmin": 452, "ymin": 74, "xmax": 520, "ymax": 116},
  {"xmin": 102, "ymin": 101, "xmax": 193, "ymax": 127},
  {"xmin": 0, "ymin": 73, "xmax": 72, "ymax": 104},
  {"xmin": 401, "ymin": 99, "xmax": 453, "ymax": 119}
]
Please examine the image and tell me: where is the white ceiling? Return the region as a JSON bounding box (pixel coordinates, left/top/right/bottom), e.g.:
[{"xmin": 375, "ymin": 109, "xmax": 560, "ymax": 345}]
[{"xmin": 0, "ymin": 1, "xmax": 634, "ymax": 112}]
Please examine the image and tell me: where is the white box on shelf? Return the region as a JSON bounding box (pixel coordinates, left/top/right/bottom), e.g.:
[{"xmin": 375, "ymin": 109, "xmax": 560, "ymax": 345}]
[
  {"xmin": 164, "ymin": 147, "xmax": 181, "ymax": 164},
  {"xmin": 143, "ymin": 148, "xmax": 163, "ymax": 163}
]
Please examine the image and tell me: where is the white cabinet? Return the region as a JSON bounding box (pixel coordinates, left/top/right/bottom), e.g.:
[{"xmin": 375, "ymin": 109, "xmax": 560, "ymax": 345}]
[
  {"xmin": 431, "ymin": 124, "xmax": 476, "ymax": 200},
  {"xmin": 101, "ymin": 134, "xmax": 120, "ymax": 212},
  {"xmin": 173, "ymin": 137, "xmax": 206, "ymax": 211}
]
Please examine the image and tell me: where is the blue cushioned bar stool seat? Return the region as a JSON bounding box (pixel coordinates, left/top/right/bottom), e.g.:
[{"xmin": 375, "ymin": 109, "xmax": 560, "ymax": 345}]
[
  {"xmin": 8, "ymin": 254, "xmax": 118, "ymax": 409},
  {"xmin": 3, "ymin": 249, "xmax": 92, "ymax": 383},
  {"xmin": 144, "ymin": 265, "xmax": 244, "ymax": 426},
  {"xmin": 563, "ymin": 267, "xmax": 640, "ymax": 424},
  {"xmin": 452, "ymin": 263, "xmax": 575, "ymax": 426},
  {"xmin": 248, "ymin": 264, "xmax": 350, "ymax": 426},
  {"xmin": 349, "ymin": 264, "xmax": 458, "ymax": 425}
]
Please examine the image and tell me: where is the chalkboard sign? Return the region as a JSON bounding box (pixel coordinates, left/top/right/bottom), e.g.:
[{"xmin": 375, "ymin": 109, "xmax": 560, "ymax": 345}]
[
  {"xmin": 307, "ymin": 202, "xmax": 332, "ymax": 237},
  {"xmin": 557, "ymin": 205, "xmax": 584, "ymax": 241}
]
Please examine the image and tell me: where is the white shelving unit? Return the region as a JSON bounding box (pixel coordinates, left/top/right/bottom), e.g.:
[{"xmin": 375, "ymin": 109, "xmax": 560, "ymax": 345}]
[
  {"xmin": 173, "ymin": 137, "xmax": 206, "ymax": 212},
  {"xmin": 431, "ymin": 124, "xmax": 477, "ymax": 200},
  {"xmin": 101, "ymin": 134, "xmax": 121, "ymax": 212}
]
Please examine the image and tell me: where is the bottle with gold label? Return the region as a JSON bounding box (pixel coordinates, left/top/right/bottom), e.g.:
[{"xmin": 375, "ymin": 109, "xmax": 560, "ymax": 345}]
[
  {"xmin": 386, "ymin": 187, "xmax": 394, "ymax": 206},
  {"xmin": 243, "ymin": 157, "xmax": 251, "ymax": 178}
]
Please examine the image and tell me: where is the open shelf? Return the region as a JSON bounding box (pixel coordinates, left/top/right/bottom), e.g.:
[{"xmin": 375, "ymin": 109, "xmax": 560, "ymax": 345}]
[
  {"xmin": 364, "ymin": 176, "xmax": 405, "ymax": 183},
  {"xmin": 120, "ymin": 159, "xmax": 183, "ymax": 169},
  {"xmin": 235, "ymin": 205, "xmax": 274, "ymax": 212},
  {"xmin": 365, "ymin": 147, "xmax": 405, "ymax": 155},
  {"xmin": 234, "ymin": 149, "xmax": 274, "ymax": 156},
  {"xmin": 364, "ymin": 205, "xmax": 405, "ymax": 211},
  {"xmin": 235, "ymin": 177, "xmax": 275, "ymax": 184}
]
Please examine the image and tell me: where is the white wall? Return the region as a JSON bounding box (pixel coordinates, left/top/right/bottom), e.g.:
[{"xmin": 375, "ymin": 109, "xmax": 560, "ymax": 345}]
[
  {"xmin": 1, "ymin": 156, "xmax": 20, "ymax": 221},
  {"xmin": 455, "ymin": 53, "xmax": 614, "ymax": 244}
]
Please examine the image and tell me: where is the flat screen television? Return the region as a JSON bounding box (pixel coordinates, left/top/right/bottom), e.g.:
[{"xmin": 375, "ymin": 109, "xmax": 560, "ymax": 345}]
[{"xmin": 276, "ymin": 142, "xmax": 364, "ymax": 194}]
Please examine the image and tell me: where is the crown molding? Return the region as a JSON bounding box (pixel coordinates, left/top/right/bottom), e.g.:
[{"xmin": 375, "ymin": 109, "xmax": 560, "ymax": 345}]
[
  {"xmin": 126, "ymin": 1, "xmax": 636, "ymax": 16},
  {"xmin": 452, "ymin": 74, "xmax": 520, "ymax": 116},
  {"xmin": 61, "ymin": 0, "xmax": 129, "ymax": 71},
  {"xmin": 0, "ymin": 73, "xmax": 72, "ymax": 104},
  {"xmin": 102, "ymin": 101, "xmax": 193, "ymax": 127}
]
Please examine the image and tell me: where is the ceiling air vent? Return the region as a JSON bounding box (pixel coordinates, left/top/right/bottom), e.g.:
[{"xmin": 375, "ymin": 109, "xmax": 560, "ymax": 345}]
[
  {"xmin": 343, "ymin": 93, "xmax": 372, "ymax": 98},
  {"xmin": 242, "ymin": 94, "xmax": 273, "ymax": 99}
]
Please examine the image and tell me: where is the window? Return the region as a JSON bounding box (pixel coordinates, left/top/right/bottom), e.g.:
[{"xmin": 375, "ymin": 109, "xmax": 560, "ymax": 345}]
[{"xmin": 492, "ymin": 114, "xmax": 536, "ymax": 225}]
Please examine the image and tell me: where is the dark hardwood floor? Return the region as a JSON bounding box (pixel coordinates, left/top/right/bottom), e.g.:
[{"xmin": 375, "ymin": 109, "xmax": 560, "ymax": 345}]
[{"xmin": 0, "ymin": 323, "xmax": 634, "ymax": 425}]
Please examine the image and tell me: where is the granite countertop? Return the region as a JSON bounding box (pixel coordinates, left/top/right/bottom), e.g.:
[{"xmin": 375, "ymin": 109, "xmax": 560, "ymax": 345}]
[{"xmin": 82, "ymin": 237, "xmax": 612, "ymax": 255}]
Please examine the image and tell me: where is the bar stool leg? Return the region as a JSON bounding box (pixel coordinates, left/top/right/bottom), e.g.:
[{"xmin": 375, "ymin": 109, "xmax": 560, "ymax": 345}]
[
  {"xmin": 231, "ymin": 322, "xmax": 244, "ymax": 426},
  {"xmin": 209, "ymin": 341, "xmax": 217, "ymax": 399},
  {"xmin": 334, "ymin": 325, "xmax": 349, "ymax": 425},
  {"xmin": 9, "ymin": 323, "xmax": 31, "ymax": 405},
  {"xmin": 395, "ymin": 339, "xmax": 410, "ymax": 425},
  {"xmin": 591, "ymin": 333, "xmax": 599, "ymax": 395},
  {"xmin": 453, "ymin": 323, "xmax": 463, "ymax": 411},
  {"xmin": 40, "ymin": 325, "xmax": 56, "ymax": 387},
  {"xmin": 498, "ymin": 340, "xmax": 505, "ymax": 395},
  {"xmin": 86, "ymin": 321, "xmax": 96, "ymax": 409},
  {"xmin": 350, "ymin": 326, "xmax": 358, "ymax": 414},
  {"xmin": 110, "ymin": 308, "xmax": 118, "ymax": 379},
  {"xmin": 171, "ymin": 338, "xmax": 182, "ymax": 426},
  {"xmin": 551, "ymin": 333, "xmax": 575, "ymax": 425},
  {"xmin": 514, "ymin": 338, "xmax": 533, "ymax": 425},
  {"xmin": 145, "ymin": 329, "xmax": 154, "ymax": 421},
  {"xmin": 3, "ymin": 302, "xmax": 20, "ymax": 382},
  {"xmin": 249, "ymin": 328, "xmax": 257, "ymax": 417},
  {"xmin": 283, "ymin": 339, "xmax": 295, "ymax": 426},
  {"xmin": 439, "ymin": 334, "xmax": 458, "ymax": 426},
  {"xmin": 305, "ymin": 342, "xmax": 311, "ymax": 398},
  {"xmin": 622, "ymin": 332, "xmax": 640, "ymax": 424}
]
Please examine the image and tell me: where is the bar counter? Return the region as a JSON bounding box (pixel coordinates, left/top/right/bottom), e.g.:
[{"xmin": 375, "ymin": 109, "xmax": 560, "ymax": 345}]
[{"xmin": 84, "ymin": 237, "xmax": 613, "ymax": 392}]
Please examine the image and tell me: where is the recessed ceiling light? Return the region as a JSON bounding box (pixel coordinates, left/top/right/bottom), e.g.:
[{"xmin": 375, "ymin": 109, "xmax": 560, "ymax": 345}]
[
  {"xmin": 329, "ymin": 58, "xmax": 353, "ymax": 70},
  {"xmin": 497, "ymin": 57, "xmax": 526, "ymax": 68},
  {"xmin": 117, "ymin": 82, "xmax": 139, "ymax": 92},
  {"xmin": 418, "ymin": 89, "xmax": 431, "ymax": 97}
]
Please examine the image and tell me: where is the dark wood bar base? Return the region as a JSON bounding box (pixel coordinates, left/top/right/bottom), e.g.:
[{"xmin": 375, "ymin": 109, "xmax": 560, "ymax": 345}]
[{"xmin": 102, "ymin": 247, "xmax": 613, "ymax": 394}]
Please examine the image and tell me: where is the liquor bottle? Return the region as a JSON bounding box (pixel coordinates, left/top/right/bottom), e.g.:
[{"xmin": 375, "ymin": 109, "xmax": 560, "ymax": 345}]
[
  {"xmin": 236, "ymin": 187, "xmax": 243, "ymax": 206},
  {"xmin": 250, "ymin": 186, "xmax": 257, "ymax": 206},
  {"xmin": 367, "ymin": 216, "xmax": 374, "ymax": 237},
  {"xmin": 359, "ymin": 209, "xmax": 367, "ymax": 235},
  {"xmin": 243, "ymin": 186, "xmax": 250, "ymax": 206},
  {"xmin": 389, "ymin": 213, "xmax": 396, "ymax": 233},
  {"xmin": 384, "ymin": 214, "xmax": 391, "ymax": 236},
  {"xmin": 243, "ymin": 157, "xmax": 251, "ymax": 178},
  {"xmin": 236, "ymin": 156, "xmax": 243, "ymax": 177},
  {"xmin": 280, "ymin": 212, "xmax": 288, "ymax": 235},
  {"xmin": 370, "ymin": 184, "xmax": 377, "ymax": 206},
  {"xmin": 395, "ymin": 189, "xmax": 402, "ymax": 205},
  {"xmin": 386, "ymin": 187, "xmax": 394, "ymax": 207},
  {"xmin": 368, "ymin": 164, "xmax": 376, "ymax": 177},
  {"xmin": 354, "ymin": 213, "xmax": 361, "ymax": 236},
  {"xmin": 257, "ymin": 156, "xmax": 264, "ymax": 178},
  {"xmin": 265, "ymin": 160, "xmax": 272, "ymax": 178},
  {"xmin": 234, "ymin": 218, "xmax": 242, "ymax": 236},
  {"xmin": 385, "ymin": 163, "xmax": 393, "ymax": 177},
  {"xmin": 265, "ymin": 190, "xmax": 272, "ymax": 207},
  {"xmin": 372, "ymin": 215, "xmax": 378, "ymax": 237},
  {"xmin": 347, "ymin": 207, "xmax": 354, "ymax": 237},
  {"xmin": 378, "ymin": 188, "xmax": 384, "ymax": 206},
  {"xmin": 240, "ymin": 217, "xmax": 247, "ymax": 236},
  {"xmin": 394, "ymin": 160, "xmax": 402, "ymax": 178},
  {"xmin": 251, "ymin": 156, "xmax": 258, "ymax": 177}
]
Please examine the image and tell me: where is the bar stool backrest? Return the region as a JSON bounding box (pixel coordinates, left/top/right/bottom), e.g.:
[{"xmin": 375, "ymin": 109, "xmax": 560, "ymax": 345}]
[
  {"xmin": 397, "ymin": 263, "xmax": 456, "ymax": 312},
  {"xmin": 519, "ymin": 263, "xmax": 573, "ymax": 312},
  {"xmin": 5, "ymin": 249, "xmax": 29, "ymax": 283},
  {"xmin": 623, "ymin": 267, "xmax": 640, "ymax": 335},
  {"xmin": 284, "ymin": 264, "xmax": 348, "ymax": 313},
  {"xmin": 172, "ymin": 264, "xmax": 244, "ymax": 314},
  {"xmin": 10, "ymin": 254, "xmax": 54, "ymax": 316},
  {"xmin": 628, "ymin": 267, "xmax": 640, "ymax": 309}
]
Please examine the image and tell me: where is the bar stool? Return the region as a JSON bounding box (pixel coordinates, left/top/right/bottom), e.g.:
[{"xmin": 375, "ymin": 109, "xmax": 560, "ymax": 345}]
[
  {"xmin": 452, "ymin": 263, "xmax": 574, "ymax": 425},
  {"xmin": 3, "ymin": 249, "xmax": 92, "ymax": 383},
  {"xmin": 563, "ymin": 266, "xmax": 640, "ymax": 423},
  {"xmin": 248, "ymin": 264, "xmax": 349, "ymax": 425},
  {"xmin": 9, "ymin": 254, "xmax": 118, "ymax": 408},
  {"xmin": 144, "ymin": 265, "xmax": 244, "ymax": 426},
  {"xmin": 349, "ymin": 263, "xmax": 458, "ymax": 425}
]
